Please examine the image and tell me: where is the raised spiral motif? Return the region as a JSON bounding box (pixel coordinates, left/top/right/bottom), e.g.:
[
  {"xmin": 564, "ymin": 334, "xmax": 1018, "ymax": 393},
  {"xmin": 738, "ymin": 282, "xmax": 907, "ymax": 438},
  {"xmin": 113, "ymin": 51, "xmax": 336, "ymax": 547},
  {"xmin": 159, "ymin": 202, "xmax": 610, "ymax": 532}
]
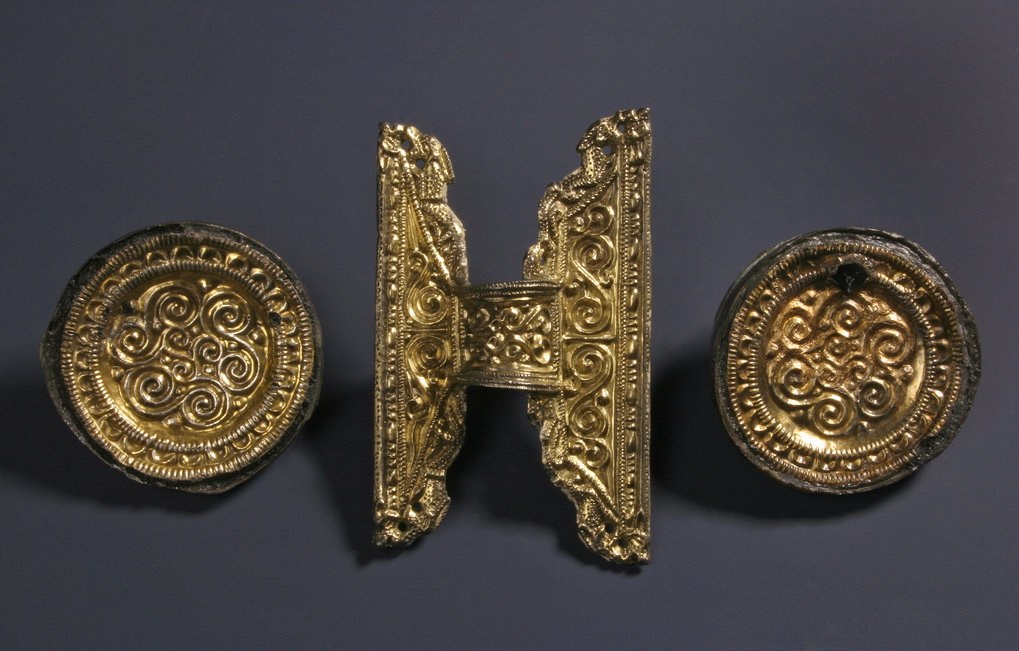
[
  {"xmin": 106, "ymin": 280, "xmax": 268, "ymax": 432},
  {"xmin": 566, "ymin": 343, "xmax": 612, "ymax": 448},
  {"xmin": 869, "ymin": 322, "xmax": 912, "ymax": 367},
  {"xmin": 406, "ymin": 251, "xmax": 450, "ymax": 325},
  {"xmin": 858, "ymin": 376, "xmax": 896, "ymax": 419},
  {"xmin": 123, "ymin": 367, "xmax": 177, "ymax": 412},
  {"xmin": 573, "ymin": 234, "xmax": 613, "ymax": 271},
  {"xmin": 807, "ymin": 392, "xmax": 857, "ymax": 437},
  {"xmin": 406, "ymin": 334, "xmax": 449, "ymax": 373},
  {"xmin": 770, "ymin": 353, "xmax": 817, "ymax": 406},
  {"xmin": 563, "ymin": 204, "xmax": 614, "ymax": 336},
  {"xmin": 764, "ymin": 287, "xmax": 919, "ymax": 439}
]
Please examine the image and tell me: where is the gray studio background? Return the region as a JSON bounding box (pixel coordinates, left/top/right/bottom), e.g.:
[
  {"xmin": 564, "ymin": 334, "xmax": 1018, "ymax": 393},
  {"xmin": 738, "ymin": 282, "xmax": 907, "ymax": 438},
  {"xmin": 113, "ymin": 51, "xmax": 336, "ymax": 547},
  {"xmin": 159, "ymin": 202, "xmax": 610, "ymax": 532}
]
[{"xmin": 2, "ymin": 2, "xmax": 1017, "ymax": 648}]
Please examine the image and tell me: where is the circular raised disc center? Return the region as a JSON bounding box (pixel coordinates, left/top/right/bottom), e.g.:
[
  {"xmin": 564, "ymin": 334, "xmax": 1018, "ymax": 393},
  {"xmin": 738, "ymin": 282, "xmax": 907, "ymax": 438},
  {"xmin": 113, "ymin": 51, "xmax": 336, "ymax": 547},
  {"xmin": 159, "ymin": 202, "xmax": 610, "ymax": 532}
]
[
  {"xmin": 98, "ymin": 271, "xmax": 274, "ymax": 446},
  {"xmin": 760, "ymin": 279, "xmax": 925, "ymax": 453}
]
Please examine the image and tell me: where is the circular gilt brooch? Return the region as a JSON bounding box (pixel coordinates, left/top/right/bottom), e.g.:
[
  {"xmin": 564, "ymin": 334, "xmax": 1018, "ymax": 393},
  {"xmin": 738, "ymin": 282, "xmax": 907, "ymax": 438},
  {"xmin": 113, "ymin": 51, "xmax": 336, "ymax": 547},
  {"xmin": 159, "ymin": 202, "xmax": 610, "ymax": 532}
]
[
  {"xmin": 712, "ymin": 228, "xmax": 980, "ymax": 493},
  {"xmin": 41, "ymin": 223, "xmax": 322, "ymax": 493}
]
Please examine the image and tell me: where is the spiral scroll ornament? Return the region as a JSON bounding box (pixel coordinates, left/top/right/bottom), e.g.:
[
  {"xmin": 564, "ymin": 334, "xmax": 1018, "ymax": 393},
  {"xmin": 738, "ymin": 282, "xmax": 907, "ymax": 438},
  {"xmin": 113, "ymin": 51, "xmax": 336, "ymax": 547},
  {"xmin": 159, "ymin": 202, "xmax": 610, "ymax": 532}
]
[
  {"xmin": 716, "ymin": 230, "xmax": 980, "ymax": 492},
  {"xmin": 524, "ymin": 108, "xmax": 652, "ymax": 562},
  {"xmin": 374, "ymin": 122, "xmax": 468, "ymax": 546},
  {"xmin": 374, "ymin": 110, "xmax": 652, "ymax": 563},
  {"xmin": 43, "ymin": 223, "xmax": 320, "ymax": 492},
  {"xmin": 105, "ymin": 280, "xmax": 268, "ymax": 433},
  {"xmin": 763, "ymin": 289, "xmax": 920, "ymax": 440}
]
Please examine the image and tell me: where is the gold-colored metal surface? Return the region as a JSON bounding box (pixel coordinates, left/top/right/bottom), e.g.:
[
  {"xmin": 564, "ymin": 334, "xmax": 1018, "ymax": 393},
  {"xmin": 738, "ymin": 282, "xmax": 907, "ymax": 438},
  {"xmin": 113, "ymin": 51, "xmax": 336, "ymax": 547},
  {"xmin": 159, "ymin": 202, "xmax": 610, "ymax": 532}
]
[
  {"xmin": 374, "ymin": 109, "xmax": 652, "ymax": 562},
  {"xmin": 42, "ymin": 222, "xmax": 322, "ymax": 493},
  {"xmin": 713, "ymin": 229, "xmax": 980, "ymax": 492}
]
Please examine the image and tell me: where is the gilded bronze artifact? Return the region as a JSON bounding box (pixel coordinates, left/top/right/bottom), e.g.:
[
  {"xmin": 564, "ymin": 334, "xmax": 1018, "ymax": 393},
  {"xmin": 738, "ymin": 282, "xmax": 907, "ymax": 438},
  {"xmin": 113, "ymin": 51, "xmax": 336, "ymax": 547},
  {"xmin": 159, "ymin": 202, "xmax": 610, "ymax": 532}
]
[
  {"xmin": 42, "ymin": 222, "xmax": 322, "ymax": 493},
  {"xmin": 374, "ymin": 109, "xmax": 652, "ymax": 563},
  {"xmin": 713, "ymin": 228, "xmax": 980, "ymax": 493}
]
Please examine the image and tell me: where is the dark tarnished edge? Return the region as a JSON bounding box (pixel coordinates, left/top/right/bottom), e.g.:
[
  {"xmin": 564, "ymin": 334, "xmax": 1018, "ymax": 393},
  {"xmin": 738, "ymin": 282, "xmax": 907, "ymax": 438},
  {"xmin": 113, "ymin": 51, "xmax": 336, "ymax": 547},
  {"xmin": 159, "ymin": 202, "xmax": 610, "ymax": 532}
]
[
  {"xmin": 711, "ymin": 227, "xmax": 981, "ymax": 493},
  {"xmin": 40, "ymin": 222, "xmax": 323, "ymax": 494}
]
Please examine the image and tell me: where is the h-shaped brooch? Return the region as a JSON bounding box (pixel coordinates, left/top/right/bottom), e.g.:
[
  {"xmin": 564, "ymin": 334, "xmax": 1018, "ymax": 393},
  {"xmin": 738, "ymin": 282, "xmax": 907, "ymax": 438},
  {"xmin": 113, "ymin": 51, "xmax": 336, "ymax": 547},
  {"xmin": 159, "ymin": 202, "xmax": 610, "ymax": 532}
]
[{"xmin": 373, "ymin": 109, "xmax": 652, "ymax": 563}]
